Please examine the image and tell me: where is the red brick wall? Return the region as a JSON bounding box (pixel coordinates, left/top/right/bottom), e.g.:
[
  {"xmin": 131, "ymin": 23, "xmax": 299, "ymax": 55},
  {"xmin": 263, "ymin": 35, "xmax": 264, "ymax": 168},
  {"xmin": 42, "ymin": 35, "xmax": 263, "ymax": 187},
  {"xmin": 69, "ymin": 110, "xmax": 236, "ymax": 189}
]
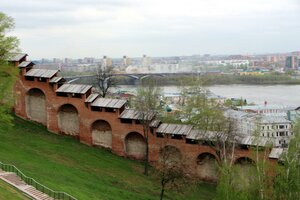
[{"xmin": 14, "ymin": 72, "xmax": 277, "ymax": 180}]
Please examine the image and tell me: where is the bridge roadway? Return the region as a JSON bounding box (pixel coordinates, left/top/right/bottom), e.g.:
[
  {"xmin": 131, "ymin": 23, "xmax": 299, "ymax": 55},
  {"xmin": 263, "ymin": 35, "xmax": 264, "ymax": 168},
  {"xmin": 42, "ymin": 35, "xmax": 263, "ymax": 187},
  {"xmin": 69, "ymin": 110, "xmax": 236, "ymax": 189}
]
[{"xmin": 64, "ymin": 72, "xmax": 201, "ymax": 81}]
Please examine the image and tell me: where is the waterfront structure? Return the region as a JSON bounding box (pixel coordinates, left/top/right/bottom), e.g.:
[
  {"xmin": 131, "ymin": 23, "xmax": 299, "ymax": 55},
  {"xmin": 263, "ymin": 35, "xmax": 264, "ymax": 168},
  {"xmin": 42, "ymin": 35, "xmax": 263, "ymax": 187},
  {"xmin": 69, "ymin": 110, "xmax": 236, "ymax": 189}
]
[{"xmin": 237, "ymin": 104, "xmax": 294, "ymax": 116}]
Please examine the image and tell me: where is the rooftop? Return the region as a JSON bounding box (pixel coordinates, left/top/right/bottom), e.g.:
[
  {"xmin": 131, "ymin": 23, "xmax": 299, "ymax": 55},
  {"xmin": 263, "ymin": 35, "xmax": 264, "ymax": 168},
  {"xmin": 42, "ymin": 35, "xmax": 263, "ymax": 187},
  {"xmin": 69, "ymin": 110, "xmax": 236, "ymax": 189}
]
[
  {"xmin": 49, "ymin": 77, "xmax": 64, "ymax": 84},
  {"xmin": 156, "ymin": 123, "xmax": 193, "ymax": 136},
  {"xmin": 119, "ymin": 109, "xmax": 156, "ymax": 120},
  {"xmin": 91, "ymin": 98, "xmax": 126, "ymax": 109},
  {"xmin": 269, "ymin": 148, "xmax": 285, "ymax": 159},
  {"xmin": 25, "ymin": 69, "xmax": 58, "ymax": 78},
  {"xmin": 18, "ymin": 61, "xmax": 35, "ymax": 68},
  {"xmin": 9, "ymin": 53, "xmax": 28, "ymax": 62},
  {"xmin": 85, "ymin": 93, "xmax": 99, "ymax": 103},
  {"xmin": 56, "ymin": 84, "xmax": 92, "ymax": 94}
]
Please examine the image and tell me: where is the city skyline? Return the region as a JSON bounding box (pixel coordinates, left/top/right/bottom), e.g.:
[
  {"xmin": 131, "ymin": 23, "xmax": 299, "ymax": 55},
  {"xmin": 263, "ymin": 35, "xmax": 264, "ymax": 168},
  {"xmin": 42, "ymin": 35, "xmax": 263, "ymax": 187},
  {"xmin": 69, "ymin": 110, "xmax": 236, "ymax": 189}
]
[{"xmin": 2, "ymin": 0, "xmax": 300, "ymax": 59}]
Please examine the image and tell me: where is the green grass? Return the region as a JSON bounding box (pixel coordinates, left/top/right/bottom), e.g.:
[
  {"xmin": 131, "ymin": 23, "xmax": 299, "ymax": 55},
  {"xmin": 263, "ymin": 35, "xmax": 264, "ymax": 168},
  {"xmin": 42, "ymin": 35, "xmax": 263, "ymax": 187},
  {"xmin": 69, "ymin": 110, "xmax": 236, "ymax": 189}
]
[
  {"xmin": 0, "ymin": 179, "xmax": 29, "ymax": 200},
  {"xmin": 0, "ymin": 117, "xmax": 215, "ymax": 200}
]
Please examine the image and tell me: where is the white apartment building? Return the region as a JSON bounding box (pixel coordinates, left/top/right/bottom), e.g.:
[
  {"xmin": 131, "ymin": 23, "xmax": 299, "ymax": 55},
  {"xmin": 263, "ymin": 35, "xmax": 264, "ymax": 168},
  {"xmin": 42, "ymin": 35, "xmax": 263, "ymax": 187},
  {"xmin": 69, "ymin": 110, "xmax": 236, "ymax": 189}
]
[{"xmin": 225, "ymin": 110, "xmax": 293, "ymax": 147}]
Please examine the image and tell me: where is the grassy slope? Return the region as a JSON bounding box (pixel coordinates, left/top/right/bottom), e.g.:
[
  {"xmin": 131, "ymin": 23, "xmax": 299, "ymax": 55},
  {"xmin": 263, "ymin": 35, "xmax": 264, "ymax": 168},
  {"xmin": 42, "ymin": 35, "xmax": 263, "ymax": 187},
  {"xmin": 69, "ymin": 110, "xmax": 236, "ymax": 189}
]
[
  {"xmin": 0, "ymin": 179, "xmax": 29, "ymax": 200},
  {"xmin": 0, "ymin": 117, "xmax": 215, "ymax": 200}
]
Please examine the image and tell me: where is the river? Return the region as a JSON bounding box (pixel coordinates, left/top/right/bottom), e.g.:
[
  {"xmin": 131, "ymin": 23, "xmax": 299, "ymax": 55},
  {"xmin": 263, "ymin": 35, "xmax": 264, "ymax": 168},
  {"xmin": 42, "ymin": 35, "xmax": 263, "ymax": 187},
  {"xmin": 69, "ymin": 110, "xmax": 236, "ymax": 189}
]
[{"xmin": 114, "ymin": 84, "xmax": 300, "ymax": 107}]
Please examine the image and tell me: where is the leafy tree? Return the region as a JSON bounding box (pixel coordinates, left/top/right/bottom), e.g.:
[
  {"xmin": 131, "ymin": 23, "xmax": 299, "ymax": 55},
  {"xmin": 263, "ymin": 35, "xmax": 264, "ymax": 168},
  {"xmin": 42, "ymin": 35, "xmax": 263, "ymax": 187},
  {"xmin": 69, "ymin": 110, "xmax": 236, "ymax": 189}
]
[
  {"xmin": 273, "ymin": 119, "xmax": 300, "ymax": 200},
  {"xmin": 132, "ymin": 78, "xmax": 161, "ymax": 176},
  {"xmin": 0, "ymin": 12, "xmax": 19, "ymax": 126}
]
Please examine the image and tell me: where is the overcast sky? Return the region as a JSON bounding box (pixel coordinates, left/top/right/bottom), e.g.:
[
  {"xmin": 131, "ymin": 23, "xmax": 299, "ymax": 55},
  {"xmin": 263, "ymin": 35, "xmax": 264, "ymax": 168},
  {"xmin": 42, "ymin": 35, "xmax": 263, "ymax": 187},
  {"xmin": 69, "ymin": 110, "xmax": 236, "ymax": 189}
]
[{"xmin": 2, "ymin": 0, "xmax": 300, "ymax": 59}]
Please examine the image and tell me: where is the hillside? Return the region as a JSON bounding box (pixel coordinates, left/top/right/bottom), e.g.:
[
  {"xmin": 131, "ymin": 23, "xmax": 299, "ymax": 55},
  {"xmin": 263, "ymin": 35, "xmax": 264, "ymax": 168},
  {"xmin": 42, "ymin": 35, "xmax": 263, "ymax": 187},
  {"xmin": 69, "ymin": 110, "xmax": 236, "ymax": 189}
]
[
  {"xmin": 0, "ymin": 179, "xmax": 29, "ymax": 200},
  {"xmin": 0, "ymin": 116, "xmax": 215, "ymax": 200}
]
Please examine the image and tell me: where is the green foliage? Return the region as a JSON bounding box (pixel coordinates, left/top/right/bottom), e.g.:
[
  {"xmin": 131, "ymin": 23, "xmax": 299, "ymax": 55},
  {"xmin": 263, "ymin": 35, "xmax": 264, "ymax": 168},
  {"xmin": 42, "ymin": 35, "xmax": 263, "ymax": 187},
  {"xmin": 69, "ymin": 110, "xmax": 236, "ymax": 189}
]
[
  {"xmin": 133, "ymin": 78, "xmax": 162, "ymax": 111},
  {"xmin": 0, "ymin": 180, "xmax": 29, "ymax": 200},
  {"xmin": 0, "ymin": 116, "xmax": 216, "ymax": 200},
  {"xmin": 0, "ymin": 12, "xmax": 19, "ymax": 127},
  {"xmin": 273, "ymin": 119, "xmax": 300, "ymax": 200},
  {"xmin": 0, "ymin": 12, "xmax": 19, "ymax": 61},
  {"xmin": 224, "ymin": 98, "xmax": 247, "ymax": 108},
  {"xmin": 0, "ymin": 62, "xmax": 17, "ymax": 127},
  {"xmin": 180, "ymin": 78, "xmax": 226, "ymax": 132}
]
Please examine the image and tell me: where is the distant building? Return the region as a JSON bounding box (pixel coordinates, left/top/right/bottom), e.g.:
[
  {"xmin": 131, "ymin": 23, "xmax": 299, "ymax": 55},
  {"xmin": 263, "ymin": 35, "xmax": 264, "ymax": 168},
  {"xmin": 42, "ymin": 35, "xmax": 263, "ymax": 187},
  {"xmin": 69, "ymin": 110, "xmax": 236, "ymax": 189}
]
[
  {"xmin": 102, "ymin": 56, "xmax": 112, "ymax": 68},
  {"xmin": 142, "ymin": 54, "xmax": 151, "ymax": 68},
  {"xmin": 237, "ymin": 104, "xmax": 295, "ymax": 116},
  {"xmin": 225, "ymin": 109, "xmax": 293, "ymax": 147},
  {"xmin": 285, "ymin": 56, "xmax": 298, "ymax": 70},
  {"xmin": 122, "ymin": 56, "xmax": 131, "ymax": 67}
]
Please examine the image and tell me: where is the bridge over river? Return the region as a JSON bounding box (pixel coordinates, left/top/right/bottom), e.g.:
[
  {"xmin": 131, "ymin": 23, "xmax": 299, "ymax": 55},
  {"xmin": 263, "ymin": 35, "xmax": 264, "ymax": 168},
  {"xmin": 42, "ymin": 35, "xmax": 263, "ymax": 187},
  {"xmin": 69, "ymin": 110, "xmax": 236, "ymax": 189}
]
[{"xmin": 64, "ymin": 72, "xmax": 201, "ymax": 84}]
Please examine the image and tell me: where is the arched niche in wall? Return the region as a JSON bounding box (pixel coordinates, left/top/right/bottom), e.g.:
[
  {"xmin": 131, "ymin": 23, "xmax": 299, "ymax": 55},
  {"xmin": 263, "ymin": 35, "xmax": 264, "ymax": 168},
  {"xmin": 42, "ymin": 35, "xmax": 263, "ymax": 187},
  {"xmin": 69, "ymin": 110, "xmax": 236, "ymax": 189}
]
[
  {"xmin": 159, "ymin": 145, "xmax": 182, "ymax": 166},
  {"xmin": 26, "ymin": 88, "xmax": 47, "ymax": 125},
  {"xmin": 125, "ymin": 132, "xmax": 146, "ymax": 159},
  {"xmin": 91, "ymin": 120, "xmax": 112, "ymax": 149},
  {"xmin": 58, "ymin": 104, "xmax": 79, "ymax": 136},
  {"xmin": 232, "ymin": 157, "xmax": 256, "ymax": 190},
  {"xmin": 196, "ymin": 153, "xmax": 219, "ymax": 182}
]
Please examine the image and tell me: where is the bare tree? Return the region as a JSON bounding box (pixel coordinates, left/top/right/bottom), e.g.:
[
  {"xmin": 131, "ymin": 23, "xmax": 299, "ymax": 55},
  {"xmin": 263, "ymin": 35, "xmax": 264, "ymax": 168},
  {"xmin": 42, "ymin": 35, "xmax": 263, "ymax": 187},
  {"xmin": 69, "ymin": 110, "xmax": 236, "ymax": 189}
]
[
  {"xmin": 95, "ymin": 63, "xmax": 115, "ymax": 98},
  {"xmin": 132, "ymin": 78, "xmax": 161, "ymax": 176},
  {"xmin": 157, "ymin": 145, "xmax": 188, "ymax": 200}
]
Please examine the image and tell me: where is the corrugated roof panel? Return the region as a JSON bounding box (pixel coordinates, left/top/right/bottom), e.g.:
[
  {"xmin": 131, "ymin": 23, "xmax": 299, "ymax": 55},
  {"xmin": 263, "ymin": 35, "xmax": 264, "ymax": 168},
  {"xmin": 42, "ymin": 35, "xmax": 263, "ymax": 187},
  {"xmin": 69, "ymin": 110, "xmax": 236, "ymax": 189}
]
[
  {"xmin": 85, "ymin": 93, "xmax": 99, "ymax": 103},
  {"xmin": 9, "ymin": 53, "xmax": 28, "ymax": 62},
  {"xmin": 269, "ymin": 148, "xmax": 284, "ymax": 159},
  {"xmin": 25, "ymin": 69, "xmax": 58, "ymax": 78},
  {"xmin": 119, "ymin": 109, "xmax": 155, "ymax": 120},
  {"xmin": 156, "ymin": 123, "xmax": 193, "ymax": 135},
  {"xmin": 91, "ymin": 98, "xmax": 126, "ymax": 108},
  {"xmin": 49, "ymin": 77, "xmax": 63, "ymax": 83},
  {"xmin": 56, "ymin": 84, "xmax": 92, "ymax": 94},
  {"xmin": 18, "ymin": 61, "xmax": 34, "ymax": 68},
  {"xmin": 150, "ymin": 119, "xmax": 161, "ymax": 128}
]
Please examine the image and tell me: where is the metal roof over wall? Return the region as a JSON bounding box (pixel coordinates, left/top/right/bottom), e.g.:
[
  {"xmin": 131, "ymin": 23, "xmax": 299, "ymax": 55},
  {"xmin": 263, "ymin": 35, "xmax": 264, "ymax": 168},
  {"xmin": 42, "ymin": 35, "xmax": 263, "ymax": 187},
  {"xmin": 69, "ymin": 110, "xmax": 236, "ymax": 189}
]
[
  {"xmin": 91, "ymin": 98, "xmax": 126, "ymax": 108},
  {"xmin": 237, "ymin": 135, "xmax": 272, "ymax": 147},
  {"xmin": 9, "ymin": 53, "xmax": 28, "ymax": 62},
  {"xmin": 85, "ymin": 93, "xmax": 99, "ymax": 103},
  {"xmin": 25, "ymin": 69, "xmax": 58, "ymax": 78},
  {"xmin": 56, "ymin": 84, "xmax": 92, "ymax": 94},
  {"xmin": 156, "ymin": 123, "xmax": 193, "ymax": 136},
  {"xmin": 119, "ymin": 109, "xmax": 156, "ymax": 120},
  {"xmin": 18, "ymin": 61, "xmax": 34, "ymax": 68},
  {"xmin": 49, "ymin": 77, "xmax": 64, "ymax": 83},
  {"xmin": 269, "ymin": 148, "xmax": 285, "ymax": 159}
]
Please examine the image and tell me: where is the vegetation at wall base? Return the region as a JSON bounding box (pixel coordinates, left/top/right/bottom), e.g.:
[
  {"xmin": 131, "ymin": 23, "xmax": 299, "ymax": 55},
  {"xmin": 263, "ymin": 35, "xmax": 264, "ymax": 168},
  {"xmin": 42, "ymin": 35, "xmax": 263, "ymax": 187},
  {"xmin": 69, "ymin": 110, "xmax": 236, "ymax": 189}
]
[{"xmin": 0, "ymin": 116, "xmax": 215, "ymax": 200}]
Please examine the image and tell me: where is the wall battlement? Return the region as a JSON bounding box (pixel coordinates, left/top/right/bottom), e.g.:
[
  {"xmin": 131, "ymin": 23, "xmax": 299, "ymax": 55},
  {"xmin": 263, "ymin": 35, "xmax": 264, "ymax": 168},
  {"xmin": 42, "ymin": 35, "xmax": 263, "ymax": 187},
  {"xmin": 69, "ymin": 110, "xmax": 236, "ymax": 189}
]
[{"xmin": 12, "ymin": 54, "xmax": 277, "ymax": 181}]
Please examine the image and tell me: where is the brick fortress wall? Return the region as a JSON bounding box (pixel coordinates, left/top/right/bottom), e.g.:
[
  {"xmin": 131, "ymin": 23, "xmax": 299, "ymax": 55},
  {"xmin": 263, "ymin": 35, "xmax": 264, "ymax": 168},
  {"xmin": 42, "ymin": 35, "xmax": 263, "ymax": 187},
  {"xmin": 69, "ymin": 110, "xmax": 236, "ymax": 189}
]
[{"xmin": 12, "ymin": 55, "xmax": 277, "ymax": 182}]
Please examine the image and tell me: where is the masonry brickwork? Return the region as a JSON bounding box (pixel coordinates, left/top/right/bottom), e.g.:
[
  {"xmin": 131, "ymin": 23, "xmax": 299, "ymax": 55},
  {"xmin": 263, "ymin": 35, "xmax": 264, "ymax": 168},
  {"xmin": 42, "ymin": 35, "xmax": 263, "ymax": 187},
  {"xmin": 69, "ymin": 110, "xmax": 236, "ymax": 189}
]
[{"xmin": 12, "ymin": 55, "xmax": 277, "ymax": 181}]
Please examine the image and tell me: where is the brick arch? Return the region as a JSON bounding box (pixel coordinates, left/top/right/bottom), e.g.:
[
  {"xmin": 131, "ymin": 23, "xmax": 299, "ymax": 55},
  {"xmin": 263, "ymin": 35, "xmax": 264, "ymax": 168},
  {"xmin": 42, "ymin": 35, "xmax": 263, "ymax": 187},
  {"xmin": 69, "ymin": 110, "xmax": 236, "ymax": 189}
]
[
  {"xmin": 233, "ymin": 156, "xmax": 256, "ymax": 190},
  {"xmin": 26, "ymin": 88, "xmax": 47, "ymax": 125},
  {"xmin": 91, "ymin": 120, "xmax": 112, "ymax": 149},
  {"xmin": 58, "ymin": 104, "xmax": 79, "ymax": 136},
  {"xmin": 159, "ymin": 145, "xmax": 182, "ymax": 165},
  {"xmin": 125, "ymin": 132, "xmax": 146, "ymax": 159},
  {"xmin": 196, "ymin": 152, "xmax": 219, "ymax": 182},
  {"xmin": 235, "ymin": 157, "xmax": 255, "ymax": 165}
]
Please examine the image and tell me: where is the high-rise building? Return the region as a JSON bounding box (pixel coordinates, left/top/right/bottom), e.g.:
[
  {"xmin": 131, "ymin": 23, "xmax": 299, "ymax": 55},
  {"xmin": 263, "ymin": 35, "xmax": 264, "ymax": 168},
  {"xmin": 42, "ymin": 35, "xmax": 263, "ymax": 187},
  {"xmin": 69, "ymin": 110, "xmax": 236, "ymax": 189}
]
[
  {"xmin": 102, "ymin": 56, "xmax": 112, "ymax": 68},
  {"xmin": 285, "ymin": 56, "xmax": 298, "ymax": 70},
  {"xmin": 142, "ymin": 54, "xmax": 151, "ymax": 68},
  {"xmin": 122, "ymin": 55, "xmax": 131, "ymax": 67}
]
